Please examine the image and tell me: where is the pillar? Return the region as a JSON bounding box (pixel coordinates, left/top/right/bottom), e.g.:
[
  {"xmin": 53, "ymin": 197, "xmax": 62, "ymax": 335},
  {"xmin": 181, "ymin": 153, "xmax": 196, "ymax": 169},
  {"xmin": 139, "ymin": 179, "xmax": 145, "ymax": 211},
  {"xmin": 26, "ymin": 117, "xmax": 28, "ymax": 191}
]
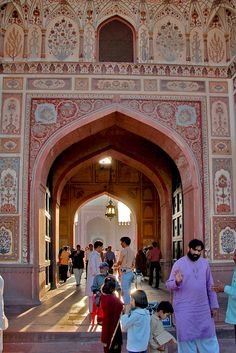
[
  {"xmin": 160, "ymin": 199, "xmax": 172, "ymax": 281},
  {"xmin": 79, "ymin": 29, "xmax": 84, "ymax": 60},
  {"xmin": 41, "ymin": 28, "xmax": 46, "ymax": 59},
  {"xmin": 186, "ymin": 32, "xmax": 191, "ymax": 62},
  {"xmin": 23, "ymin": 28, "xmax": 28, "ymax": 58},
  {"xmin": 183, "ymin": 185, "xmax": 202, "ymax": 253},
  {"xmin": 0, "ymin": 29, "xmax": 6, "ymax": 58},
  {"xmin": 225, "ymin": 33, "xmax": 230, "ymax": 62},
  {"xmin": 203, "ymin": 32, "xmax": 209, "ymax": 62},
  {"xmin": 149, "ymin": 31, "xmax": 154, "ymax": 61}
]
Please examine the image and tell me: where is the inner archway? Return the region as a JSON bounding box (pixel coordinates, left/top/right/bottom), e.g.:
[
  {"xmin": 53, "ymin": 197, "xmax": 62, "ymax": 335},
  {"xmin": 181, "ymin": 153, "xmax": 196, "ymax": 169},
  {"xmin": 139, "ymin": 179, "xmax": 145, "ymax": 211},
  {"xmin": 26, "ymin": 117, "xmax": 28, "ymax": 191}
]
[
  {"xmin": 56, "ymin": 154, "xmax": 163, "ymax": 252},
  {"xmin": 74, "ymin": 195, "xmax": 137, "ymax": 254}
]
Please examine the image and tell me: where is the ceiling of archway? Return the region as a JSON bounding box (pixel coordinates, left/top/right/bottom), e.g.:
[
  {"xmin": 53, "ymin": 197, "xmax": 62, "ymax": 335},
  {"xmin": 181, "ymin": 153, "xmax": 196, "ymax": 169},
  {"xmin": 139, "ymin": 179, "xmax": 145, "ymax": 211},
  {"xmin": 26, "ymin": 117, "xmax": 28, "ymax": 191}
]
[{"xmin": 50, "ymin": 124, "xmax": 179, "ymax": 201}]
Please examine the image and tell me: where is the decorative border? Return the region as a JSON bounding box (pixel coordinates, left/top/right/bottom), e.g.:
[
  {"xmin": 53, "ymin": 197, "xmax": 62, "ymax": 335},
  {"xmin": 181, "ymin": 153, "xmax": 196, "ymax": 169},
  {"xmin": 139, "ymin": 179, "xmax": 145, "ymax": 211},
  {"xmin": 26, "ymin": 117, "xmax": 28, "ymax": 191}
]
[{"xmin": 0, "ymin": 62, "xmax": 229, "ymax": 78}]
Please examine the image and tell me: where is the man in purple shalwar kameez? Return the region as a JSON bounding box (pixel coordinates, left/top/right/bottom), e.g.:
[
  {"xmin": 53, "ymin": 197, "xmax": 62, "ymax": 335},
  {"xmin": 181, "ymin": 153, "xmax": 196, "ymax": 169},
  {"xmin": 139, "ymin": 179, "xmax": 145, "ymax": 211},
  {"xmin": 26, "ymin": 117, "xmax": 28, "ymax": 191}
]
[{"xmin": 166, "ymin": 239, "xmax": 219, "ymax": 353}]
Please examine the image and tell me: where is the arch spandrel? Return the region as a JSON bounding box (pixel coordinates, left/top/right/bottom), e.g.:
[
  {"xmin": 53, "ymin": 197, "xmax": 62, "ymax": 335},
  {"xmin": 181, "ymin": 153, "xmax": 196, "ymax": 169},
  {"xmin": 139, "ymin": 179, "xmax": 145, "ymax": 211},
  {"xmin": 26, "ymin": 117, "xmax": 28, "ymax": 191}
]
[{"xmin": 30, "ymin": 99, "xmax": 202, "ymax": 196}]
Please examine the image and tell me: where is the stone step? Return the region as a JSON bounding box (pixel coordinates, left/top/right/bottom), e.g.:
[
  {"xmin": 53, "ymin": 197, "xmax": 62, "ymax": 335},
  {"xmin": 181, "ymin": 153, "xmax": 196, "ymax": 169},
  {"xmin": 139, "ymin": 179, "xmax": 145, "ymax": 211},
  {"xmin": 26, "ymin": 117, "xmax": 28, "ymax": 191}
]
[
  {"xmin": 3, "ymin": 329, "xmax": 234, "ymax": 353},
  {"xmin": 3, "ymin": 331, "xmax": 178, "ymax": 353},
  {"xmin": 3, "ymin": 332, "xmax": 115, "ymax": 353}
]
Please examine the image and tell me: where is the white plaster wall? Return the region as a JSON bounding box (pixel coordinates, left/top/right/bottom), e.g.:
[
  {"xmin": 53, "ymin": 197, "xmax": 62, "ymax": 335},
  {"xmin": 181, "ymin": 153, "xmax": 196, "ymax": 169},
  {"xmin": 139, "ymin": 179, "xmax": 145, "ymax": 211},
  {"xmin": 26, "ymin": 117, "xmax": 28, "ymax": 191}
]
[{"xmin": 75, "ymin": 204, "xmax": 137, "ymax": 254}]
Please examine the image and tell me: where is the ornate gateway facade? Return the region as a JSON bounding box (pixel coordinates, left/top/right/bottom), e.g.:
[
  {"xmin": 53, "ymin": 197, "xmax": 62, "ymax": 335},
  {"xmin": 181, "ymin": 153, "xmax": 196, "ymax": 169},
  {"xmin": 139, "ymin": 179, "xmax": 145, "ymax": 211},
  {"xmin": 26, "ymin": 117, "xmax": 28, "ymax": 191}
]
[{"xmin": 0, "ymin": 0, "xmax": 236, "ymax": 305}]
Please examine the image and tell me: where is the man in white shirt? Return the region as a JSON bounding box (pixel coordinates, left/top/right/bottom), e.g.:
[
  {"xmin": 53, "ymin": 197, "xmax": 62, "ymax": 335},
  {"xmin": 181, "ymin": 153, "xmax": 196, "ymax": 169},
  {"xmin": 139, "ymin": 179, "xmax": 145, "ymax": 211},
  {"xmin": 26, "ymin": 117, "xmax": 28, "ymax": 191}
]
[{"xmin": 85, "ymin": 240, "xmax": 103, "ymax": 313}]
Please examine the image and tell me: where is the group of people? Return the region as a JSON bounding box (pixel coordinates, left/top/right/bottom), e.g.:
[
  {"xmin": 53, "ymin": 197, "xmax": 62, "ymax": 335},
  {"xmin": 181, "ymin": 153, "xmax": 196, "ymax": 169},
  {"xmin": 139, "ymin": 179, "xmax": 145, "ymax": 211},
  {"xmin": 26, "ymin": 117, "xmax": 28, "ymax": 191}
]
[
  {"xmin": 99, "ymin": 276, "xmax": 176, "ymax": 353},
  {"xmin": 87, "ymin": 238, "xmax": 236, "ymax": 353},
  {"xmin": 58, "ymin": 243, "xmax": 117, "ymax": 284},
  {"xmin": 85, "ymin": 237, "xmax": 135, "ymax": 313},
  {"xmin": 59, "ymin": 237, "xmax": 236, "ymax": 353},
  {"xmin": 0, "ymin": 237, "xmax": 235, "ymax": 353}
]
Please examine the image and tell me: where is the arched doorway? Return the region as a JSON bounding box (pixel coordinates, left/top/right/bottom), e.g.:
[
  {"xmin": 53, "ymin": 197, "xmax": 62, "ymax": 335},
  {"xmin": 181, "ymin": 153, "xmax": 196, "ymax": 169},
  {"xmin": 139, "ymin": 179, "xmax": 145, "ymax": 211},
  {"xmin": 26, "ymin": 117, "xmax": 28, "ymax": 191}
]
[
  {"xmin": 74, "ymin": 195, "xmax": 137, "ymax": 254},
  {"xmin": 30, "ymin": 106, "xmax": 201, "ymax": 301}
]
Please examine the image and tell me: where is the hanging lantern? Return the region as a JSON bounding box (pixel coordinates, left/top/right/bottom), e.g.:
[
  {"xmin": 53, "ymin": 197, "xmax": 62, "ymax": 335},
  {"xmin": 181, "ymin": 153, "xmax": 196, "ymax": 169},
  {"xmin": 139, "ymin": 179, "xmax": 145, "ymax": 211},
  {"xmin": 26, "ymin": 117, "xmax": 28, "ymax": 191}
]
[{"xmin": 105, "ymin": 199, "xmax": 116, "ymax": 220}]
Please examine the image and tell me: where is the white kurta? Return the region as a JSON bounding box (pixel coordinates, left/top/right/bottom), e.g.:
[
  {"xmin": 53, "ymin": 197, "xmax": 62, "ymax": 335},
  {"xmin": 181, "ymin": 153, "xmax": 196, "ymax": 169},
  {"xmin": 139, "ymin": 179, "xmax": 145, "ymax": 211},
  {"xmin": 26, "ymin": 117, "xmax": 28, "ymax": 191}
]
[{"xmin": 85, "ymin": 250, "xmax": 101, "ymax": 297}]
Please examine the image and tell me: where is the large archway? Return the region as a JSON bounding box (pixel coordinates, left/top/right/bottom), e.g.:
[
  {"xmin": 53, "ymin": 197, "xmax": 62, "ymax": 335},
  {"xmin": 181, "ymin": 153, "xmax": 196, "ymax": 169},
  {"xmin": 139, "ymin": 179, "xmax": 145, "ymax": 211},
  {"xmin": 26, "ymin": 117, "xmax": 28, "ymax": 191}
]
[{"xmin": 29, "ymin": 104, "xmax": 202, "ymax": 301}]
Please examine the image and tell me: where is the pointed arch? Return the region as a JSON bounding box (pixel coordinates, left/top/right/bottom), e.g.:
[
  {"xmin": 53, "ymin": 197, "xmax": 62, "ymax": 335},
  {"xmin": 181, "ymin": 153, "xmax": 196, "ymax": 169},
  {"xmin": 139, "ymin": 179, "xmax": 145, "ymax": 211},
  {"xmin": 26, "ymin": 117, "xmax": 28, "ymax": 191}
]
[
  {"xmin": 97, "ymin": 16, "xmax": 136, "ymax": 62},
  {"xmin": 95, "ymin": 3, "xmax": 136, "ymax": 29},
  {"xmin": 75, "ymin": 194, "xmax": 137, "ymax": 252}
]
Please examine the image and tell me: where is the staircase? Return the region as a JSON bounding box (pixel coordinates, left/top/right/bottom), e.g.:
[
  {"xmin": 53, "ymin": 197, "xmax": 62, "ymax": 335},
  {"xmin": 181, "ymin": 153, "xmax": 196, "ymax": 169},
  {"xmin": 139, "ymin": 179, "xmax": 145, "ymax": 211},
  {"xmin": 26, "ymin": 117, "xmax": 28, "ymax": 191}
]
[{"xmin": 4, "ymin": 331, "xmax": 180, "ymax": 353}]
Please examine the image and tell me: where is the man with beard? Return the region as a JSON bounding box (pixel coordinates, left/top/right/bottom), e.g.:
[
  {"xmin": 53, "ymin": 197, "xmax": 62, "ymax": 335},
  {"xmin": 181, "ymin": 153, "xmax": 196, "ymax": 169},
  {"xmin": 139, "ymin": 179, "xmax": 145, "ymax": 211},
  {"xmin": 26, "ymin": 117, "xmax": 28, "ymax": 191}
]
[{"xmin": 166, "ymin": 239, "xmax": 219, "ymax": 353}]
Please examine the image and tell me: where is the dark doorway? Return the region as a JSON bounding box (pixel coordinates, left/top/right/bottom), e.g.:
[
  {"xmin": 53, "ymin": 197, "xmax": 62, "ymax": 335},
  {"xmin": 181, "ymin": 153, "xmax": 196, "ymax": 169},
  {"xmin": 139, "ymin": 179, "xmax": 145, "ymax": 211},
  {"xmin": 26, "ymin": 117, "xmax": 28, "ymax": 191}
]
[{"xmin": 99, "ymin": 19, "xmax": 134, "ymax": 62}]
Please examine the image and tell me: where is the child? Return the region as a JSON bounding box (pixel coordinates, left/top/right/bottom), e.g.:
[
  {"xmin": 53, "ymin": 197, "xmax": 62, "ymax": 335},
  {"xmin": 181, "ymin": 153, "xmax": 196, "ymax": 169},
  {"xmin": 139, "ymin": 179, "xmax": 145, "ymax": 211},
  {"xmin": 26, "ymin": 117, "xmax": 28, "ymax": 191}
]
[
  {"xmin": 149, "ymin": 301, "xmax": 176, "ymax": 353},
  {"xmin": 91, "ymin": 262, "xmax": 120, "ymax": 325},
  {"xmin": 100, "ymin": 277, "xmax": 123, "ymax": 353},
  {"xmin": 121, "ymin": 290, "xmax": 150, "ymax": 353},
  {"xmin": 91, "ymin": 262, "xmax": 121, "ymax": 306}
]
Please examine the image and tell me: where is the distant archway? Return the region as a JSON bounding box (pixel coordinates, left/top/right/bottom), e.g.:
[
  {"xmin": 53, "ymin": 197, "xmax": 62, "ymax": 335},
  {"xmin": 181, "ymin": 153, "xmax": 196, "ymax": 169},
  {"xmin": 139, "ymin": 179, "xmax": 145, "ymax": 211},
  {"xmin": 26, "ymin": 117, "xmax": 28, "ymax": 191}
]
[{"xmin": 74, "ymin": 195, "xmax": 137, "ymax": 253}]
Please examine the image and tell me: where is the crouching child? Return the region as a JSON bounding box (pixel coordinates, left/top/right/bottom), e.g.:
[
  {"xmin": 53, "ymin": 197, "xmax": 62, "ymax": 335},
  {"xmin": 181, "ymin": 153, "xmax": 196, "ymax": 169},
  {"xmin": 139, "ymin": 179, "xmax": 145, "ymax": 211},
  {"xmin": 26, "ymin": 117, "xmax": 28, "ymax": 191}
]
[{"xmin": 149, "ymin": 301, "xmax": 176, "ymax": 352}]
